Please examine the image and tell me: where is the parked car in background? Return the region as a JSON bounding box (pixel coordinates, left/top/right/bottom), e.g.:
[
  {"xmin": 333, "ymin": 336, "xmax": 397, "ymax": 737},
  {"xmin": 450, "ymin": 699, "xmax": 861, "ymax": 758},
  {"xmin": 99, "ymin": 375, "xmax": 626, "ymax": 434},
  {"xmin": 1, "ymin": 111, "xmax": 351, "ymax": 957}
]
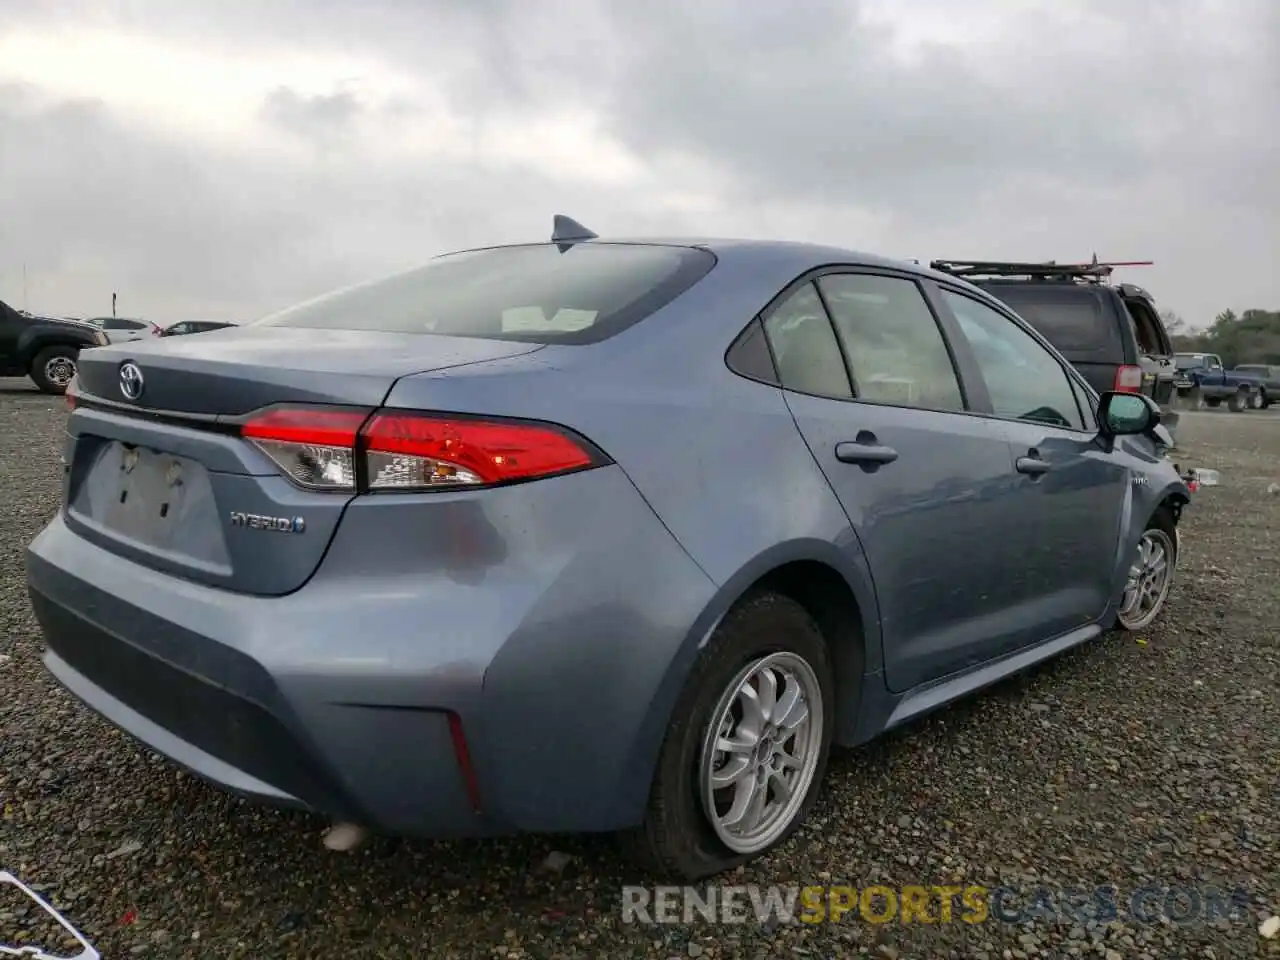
[
  {"xmin": 929, "ymin": 259, "xmax": 1180, "ymax": 443},
  {"xmin": 1229, "ymin": 364, "xmax": 1279, "ymax": 409},
  {"xmin": 160, "ymin": 320, "xmax": 238, "ymax": 337},
  {"xmin": 28, "ymin": 219, "xmax": 1190, "ymax": 880},
  {"xmin": 88, "ymin": 317, "xmax": 161, "ymax": 343},
  {"xmin": 0, "ymin": 298, "xmax": 108, "ymax": 394},
  {"xmin": 1173, "ymin": 353, "xmax": 1258, "ymax": 411}
]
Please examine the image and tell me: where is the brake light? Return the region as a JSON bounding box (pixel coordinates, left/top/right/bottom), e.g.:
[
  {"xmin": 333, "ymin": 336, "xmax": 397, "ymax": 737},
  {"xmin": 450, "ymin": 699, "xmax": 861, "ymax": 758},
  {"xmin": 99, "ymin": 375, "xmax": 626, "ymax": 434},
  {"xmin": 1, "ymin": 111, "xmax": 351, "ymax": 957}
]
[
  {"xmin": 240, "ymin": 405, "xmax": 607, "ymax": 492},
  {"xmin": 65, "ymin": 377, "xmax": 78, "ymax": 410},
  {"xmin": 1114, "ymin": 365, "xmax": 1143, "ymax": 393},
  {"xmin": 362, "ymin": 411, "xmax": 600, "ymax": 489}
]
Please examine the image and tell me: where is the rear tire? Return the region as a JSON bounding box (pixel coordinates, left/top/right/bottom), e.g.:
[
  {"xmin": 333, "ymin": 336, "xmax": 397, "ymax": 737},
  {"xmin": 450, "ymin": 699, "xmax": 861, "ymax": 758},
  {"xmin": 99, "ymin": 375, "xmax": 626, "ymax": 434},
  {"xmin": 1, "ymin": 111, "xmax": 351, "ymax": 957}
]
[
  {"xmin": 1228, "ymin": 388, "xmax": 1248, "ymax": 412},
  {"xmin": 1252, "ymin": 390, "xmax": 1267, "ymax": 410},
  {"xmin": 1114, "ymin": 509, "xmax": 1178, "ymax": 632},
  {"xmin": 626, "ymin": 592, "xmax": 836, "ymax": 880},
  {"xmin": 29, "ymin": 345, "xmax": 78, "ymax": 395}
]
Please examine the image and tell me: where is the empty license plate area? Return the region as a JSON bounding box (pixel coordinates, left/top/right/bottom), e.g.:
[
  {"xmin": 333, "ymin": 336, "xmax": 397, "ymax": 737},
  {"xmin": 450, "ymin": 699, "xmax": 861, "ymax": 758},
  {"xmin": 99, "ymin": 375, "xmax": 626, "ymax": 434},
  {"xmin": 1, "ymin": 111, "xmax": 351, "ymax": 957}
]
[{"xmin": 68, "ymin": 441, "xmax": 231, "ymax": 572}]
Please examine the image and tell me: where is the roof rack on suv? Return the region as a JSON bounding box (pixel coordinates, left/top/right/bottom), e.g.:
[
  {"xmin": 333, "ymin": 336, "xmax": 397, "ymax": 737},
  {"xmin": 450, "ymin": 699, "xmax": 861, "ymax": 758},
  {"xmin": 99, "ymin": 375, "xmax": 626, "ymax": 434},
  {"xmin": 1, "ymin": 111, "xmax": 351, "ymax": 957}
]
[{"xmin": 930, "ymin": 255, "xmax": 1152, "ymax": 284}]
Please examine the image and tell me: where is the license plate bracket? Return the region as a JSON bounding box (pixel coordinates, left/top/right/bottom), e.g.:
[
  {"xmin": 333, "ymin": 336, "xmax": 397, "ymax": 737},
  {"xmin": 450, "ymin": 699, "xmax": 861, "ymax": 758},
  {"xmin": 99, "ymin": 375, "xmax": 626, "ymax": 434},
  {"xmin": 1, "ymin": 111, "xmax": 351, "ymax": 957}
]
[{"xmin": 71, "ymin": 442, "xmax": 222, "ymax": 557}]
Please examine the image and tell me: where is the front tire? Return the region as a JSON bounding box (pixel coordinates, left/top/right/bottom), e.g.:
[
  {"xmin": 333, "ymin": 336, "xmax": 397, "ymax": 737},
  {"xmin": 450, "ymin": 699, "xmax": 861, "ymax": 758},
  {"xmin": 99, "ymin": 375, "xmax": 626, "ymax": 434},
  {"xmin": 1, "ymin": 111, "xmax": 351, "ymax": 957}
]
[
  {"xmin": 628, "ymin": 592, "xmax": 835, "ymax": 880},
  {"xmin": 1228, "ymin": 388, "xmax": 1249, "ymax": 412},
  {"xmin": 29, "ymin": 345, "xmax": 79, "ymax": 395},
  {"xmin": 1115, "ymin": 510, "xmax": 1178, "ymax": 632}
]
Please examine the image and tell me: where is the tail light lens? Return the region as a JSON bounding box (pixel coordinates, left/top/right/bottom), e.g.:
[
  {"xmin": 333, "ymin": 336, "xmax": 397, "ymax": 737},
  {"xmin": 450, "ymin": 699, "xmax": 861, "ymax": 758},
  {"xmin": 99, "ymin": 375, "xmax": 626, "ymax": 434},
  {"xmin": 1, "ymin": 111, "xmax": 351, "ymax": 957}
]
[
  {"xmin": 241, "ymin": 405, "xmax": 609, "ymax": 493},
  {"xmin": 65, "ymin": 376, "xmax": 79, "ymax": 410},
  {"xmin": 1114, "ymin": 365, "xmax": 1144, "ymax": 393},
  {"xmin": 242, "ymin": 407, "xmax": 366, "ymax": 490}
]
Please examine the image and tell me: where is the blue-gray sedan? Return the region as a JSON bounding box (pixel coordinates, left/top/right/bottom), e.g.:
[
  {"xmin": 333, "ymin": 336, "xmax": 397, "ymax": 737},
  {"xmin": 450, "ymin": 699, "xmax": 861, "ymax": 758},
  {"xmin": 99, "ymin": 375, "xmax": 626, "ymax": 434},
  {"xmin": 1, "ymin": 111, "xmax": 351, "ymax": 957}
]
[{"xmin": 26, "ymin": 219, "xmax": 1189, "ymax": 879}]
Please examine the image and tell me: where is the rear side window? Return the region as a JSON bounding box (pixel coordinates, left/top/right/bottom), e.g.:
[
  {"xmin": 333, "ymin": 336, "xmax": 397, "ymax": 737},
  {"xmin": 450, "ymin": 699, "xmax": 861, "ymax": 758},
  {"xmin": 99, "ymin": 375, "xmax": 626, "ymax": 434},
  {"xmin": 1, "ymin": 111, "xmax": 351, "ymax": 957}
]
[
  {"xmin": 817, "ymin": 273, "xmax": 965, "ymax": 412},
  {"xmin": 254, "ymin": 243, "xmax": 716, "ymax": 345},
  {"xmin": 978, "ymin": 285, "xmax": 1118, "ymax": 359},
  {"xmin": 762, "ymin": 283, "xmax": 852, "ymax": 398}
]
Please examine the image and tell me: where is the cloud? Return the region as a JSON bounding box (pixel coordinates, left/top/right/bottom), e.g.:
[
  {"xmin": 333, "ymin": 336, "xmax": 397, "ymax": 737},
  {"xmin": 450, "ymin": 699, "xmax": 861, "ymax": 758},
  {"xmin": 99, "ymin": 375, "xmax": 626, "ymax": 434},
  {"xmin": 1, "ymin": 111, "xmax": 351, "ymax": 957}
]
[{"xmin": 0, "ymin": 0, "xmax": 1275, "ymax": 325}]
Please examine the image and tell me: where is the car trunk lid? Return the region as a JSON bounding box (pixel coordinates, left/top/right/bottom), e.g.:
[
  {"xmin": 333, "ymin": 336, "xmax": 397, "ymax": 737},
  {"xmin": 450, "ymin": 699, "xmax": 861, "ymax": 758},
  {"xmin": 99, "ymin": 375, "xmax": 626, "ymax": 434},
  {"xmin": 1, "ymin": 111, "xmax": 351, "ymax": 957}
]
[
  {"xmin": 73, "ymin": 327, "xmax": 542, "ymax": 415},
  {"xmin": 63, "ymin": 328, "xmax": 544, "ymax": 595}
]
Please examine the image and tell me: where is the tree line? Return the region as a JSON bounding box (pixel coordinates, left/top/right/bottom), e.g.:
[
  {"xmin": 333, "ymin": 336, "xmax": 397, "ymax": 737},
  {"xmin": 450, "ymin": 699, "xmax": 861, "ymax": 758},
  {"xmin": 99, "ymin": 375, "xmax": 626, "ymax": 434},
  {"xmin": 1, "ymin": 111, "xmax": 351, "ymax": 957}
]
[{"xmin": 1160, "ymin": 308, "xmax": 1280, "ymax": 367}]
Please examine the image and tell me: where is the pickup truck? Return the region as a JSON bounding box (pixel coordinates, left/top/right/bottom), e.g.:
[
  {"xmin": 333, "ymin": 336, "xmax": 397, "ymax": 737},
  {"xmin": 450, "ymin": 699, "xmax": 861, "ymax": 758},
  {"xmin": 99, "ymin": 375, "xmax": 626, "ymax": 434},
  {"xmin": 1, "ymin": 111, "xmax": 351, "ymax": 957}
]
[
  {"xmin": 0, "ymin": 299, "xmax": 109, "ymax": 394},
  {"xmin": 1173, "ymin": 353, "xmax": 1258, "ymax": 411},
  {"xmin": 1230, "ymin": 364, "xmax": 1279, "ymax": 409}
]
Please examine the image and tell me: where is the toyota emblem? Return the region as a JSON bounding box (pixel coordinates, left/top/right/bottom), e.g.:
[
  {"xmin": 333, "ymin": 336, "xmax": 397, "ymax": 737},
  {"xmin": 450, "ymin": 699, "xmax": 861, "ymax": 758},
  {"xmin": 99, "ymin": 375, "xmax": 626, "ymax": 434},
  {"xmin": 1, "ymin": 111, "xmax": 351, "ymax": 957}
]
[{"xmin": 119, "ymin": 362, "xmax": 144, "ymax": 401}]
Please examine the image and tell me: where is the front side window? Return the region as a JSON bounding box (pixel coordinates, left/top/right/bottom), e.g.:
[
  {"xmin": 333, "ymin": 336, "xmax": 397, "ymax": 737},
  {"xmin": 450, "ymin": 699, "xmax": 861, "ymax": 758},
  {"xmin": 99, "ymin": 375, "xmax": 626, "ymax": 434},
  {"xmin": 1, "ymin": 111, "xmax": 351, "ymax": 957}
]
[
  {"xmin": 941, "ymin": 290, "xmax": 1086, "ymax": 430},
  {"xmin": 253, "ymin": 243, "xmax": 716, "ymax": 345},
  {"xmin": 761, "ymin": 283, "xmax": 852, "ymax": 399},
  {"xmin": 817, "ymin": 274, "xmax": 965, "ymax": 412}
]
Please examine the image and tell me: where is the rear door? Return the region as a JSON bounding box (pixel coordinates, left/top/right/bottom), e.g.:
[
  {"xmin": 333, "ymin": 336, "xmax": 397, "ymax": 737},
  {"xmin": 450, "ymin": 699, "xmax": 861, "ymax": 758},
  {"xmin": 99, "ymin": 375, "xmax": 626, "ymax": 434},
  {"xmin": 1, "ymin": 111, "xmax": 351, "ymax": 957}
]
[
  {"xmin": 935, "ymin": 287, "xmax": 1128, "ymax": 640},
  {"xmin": 762, "ymin": 269, "xmax": 1037, "ymax": 693},
  {"xmin": 978, "ymin": 284, "xmax": 1122, "ymax": 396}
]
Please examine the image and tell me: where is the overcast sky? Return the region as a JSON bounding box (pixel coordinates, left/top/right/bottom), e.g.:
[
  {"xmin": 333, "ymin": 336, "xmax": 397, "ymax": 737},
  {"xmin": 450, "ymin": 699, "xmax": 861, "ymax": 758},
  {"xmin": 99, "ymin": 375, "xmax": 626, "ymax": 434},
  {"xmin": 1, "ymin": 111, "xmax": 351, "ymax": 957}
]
[{"xmin": 1, "ymin": 0, "xmax": 1275, "ymax": 327}]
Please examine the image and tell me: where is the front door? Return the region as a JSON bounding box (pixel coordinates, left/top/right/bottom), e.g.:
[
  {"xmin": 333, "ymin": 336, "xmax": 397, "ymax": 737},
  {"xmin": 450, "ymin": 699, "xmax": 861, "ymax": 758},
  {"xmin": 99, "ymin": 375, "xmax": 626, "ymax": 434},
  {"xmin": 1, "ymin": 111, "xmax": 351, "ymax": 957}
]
[
  {"xmin": 935, "ymin": 287, "xmax": 1128, "ymax": 644},
  {"xmin": 761, "ymin": 272, "xmax": 1031, "ymax": 693}
]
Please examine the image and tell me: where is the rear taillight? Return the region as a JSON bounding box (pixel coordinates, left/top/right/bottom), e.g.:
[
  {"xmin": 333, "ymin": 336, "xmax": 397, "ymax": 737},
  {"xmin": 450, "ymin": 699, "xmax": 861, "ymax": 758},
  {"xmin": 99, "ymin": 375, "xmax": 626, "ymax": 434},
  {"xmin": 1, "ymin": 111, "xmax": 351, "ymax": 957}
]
[
  {"xmin": 240, "ymin": 405, "xmax": 608, "ymax": 493},
  {"xmin": 242, "ymin": 407, "xmax": 366, "ymax": 490},
  {"xmin": 65, "ymin": 377, "xmax": 78, "ymax": 410},
  {"xmin": 1114, "ymin": 365, "xmax": 1143, "ymax": 393}
]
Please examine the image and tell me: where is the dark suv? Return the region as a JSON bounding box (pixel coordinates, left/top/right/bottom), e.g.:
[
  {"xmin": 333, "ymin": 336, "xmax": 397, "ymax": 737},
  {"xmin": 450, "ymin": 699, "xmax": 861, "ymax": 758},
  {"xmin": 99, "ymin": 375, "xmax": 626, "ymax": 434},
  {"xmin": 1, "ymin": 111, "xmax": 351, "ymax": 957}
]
[{"xmin": 929, "ymin": 259, "xmax": 1179, "ymax": 441}]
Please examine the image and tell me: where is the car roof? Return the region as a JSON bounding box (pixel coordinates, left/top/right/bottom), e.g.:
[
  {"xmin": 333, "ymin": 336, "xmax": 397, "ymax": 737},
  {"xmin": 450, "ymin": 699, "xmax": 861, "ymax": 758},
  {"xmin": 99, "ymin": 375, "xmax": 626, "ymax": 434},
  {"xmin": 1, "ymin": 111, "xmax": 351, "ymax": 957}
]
[{"xmin": 440, "ymin": 236, "xmax": 989, "ymax": 295}]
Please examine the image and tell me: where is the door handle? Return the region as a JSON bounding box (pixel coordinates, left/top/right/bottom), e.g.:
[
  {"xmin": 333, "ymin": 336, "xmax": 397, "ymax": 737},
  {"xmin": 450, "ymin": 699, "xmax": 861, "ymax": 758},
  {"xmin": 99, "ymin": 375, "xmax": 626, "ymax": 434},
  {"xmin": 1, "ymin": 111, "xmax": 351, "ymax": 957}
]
[
  {"xmin": 1015, "ymin": 455, "xmax": 1051, "ymax": 476},
  {"xmin": 835, "ymin": 439, "xmax": 899, "ymax": 466}
]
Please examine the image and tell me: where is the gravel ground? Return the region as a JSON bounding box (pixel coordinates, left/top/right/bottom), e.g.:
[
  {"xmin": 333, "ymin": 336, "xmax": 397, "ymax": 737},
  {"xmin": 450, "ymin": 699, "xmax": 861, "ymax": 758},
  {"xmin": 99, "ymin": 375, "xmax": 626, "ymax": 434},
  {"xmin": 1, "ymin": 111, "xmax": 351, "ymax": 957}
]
[{"xmin": 1, "ymin": 380, "xmax": 1277, "ymax": 959}]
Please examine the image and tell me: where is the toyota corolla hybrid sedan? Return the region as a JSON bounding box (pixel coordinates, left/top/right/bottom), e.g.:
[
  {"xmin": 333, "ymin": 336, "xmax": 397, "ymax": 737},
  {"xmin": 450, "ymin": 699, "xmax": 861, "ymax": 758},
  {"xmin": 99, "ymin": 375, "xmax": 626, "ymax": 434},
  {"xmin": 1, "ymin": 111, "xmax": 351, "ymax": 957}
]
[{"xmin": 27, "ymin": 217, "xmax": 1189, "ymax": 879}]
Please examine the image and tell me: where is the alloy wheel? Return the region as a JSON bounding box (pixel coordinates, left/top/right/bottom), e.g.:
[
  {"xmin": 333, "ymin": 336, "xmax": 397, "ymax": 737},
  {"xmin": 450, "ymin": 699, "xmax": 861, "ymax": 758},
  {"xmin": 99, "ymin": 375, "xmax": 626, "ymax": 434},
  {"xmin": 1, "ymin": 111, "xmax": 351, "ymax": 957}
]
[
  {"xmin": 698, "ymin": 651, "xmax": 824, "ymax": 855},
  {"xmin": 1118, "ymin": 528, "xmax": 1175, "ymax": 630}
]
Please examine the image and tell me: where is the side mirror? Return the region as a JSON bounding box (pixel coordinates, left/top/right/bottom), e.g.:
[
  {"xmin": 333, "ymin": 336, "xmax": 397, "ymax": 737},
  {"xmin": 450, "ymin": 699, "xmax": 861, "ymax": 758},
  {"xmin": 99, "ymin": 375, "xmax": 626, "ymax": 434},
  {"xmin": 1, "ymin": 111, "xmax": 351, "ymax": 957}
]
[{"xmin": 1097, "ymin": 391, "xmax": 1159, "ymax": 438}]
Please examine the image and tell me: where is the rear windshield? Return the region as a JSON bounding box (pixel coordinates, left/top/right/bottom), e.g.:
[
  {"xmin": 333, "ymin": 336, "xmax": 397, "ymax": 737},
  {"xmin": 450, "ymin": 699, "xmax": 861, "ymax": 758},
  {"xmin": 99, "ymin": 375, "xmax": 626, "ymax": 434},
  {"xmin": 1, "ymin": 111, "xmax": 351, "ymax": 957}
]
[
  {"xmin": 254, "ymin": 242, "xmax": 717, "ymax": 344},
  {"xmin": 976, "ymin": 285, "xmax": 1115, "ymax": 356},
  {"xmin": 1175, "ymin": 355, "xmax": 1209, "ymax": 370}
]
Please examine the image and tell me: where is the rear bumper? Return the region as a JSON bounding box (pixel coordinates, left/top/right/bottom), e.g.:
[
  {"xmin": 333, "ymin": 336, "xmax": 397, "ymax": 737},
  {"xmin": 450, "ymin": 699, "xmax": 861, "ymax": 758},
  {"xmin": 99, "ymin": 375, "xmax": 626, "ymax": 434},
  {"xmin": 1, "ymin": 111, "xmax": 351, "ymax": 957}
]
[
  {"xmin": 26, "ymin": 465, "xmax": 717, "ymax": 837},
  {"xmin": 28, "ymin": 527, "xmax": 490, "ymax": 835}
]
